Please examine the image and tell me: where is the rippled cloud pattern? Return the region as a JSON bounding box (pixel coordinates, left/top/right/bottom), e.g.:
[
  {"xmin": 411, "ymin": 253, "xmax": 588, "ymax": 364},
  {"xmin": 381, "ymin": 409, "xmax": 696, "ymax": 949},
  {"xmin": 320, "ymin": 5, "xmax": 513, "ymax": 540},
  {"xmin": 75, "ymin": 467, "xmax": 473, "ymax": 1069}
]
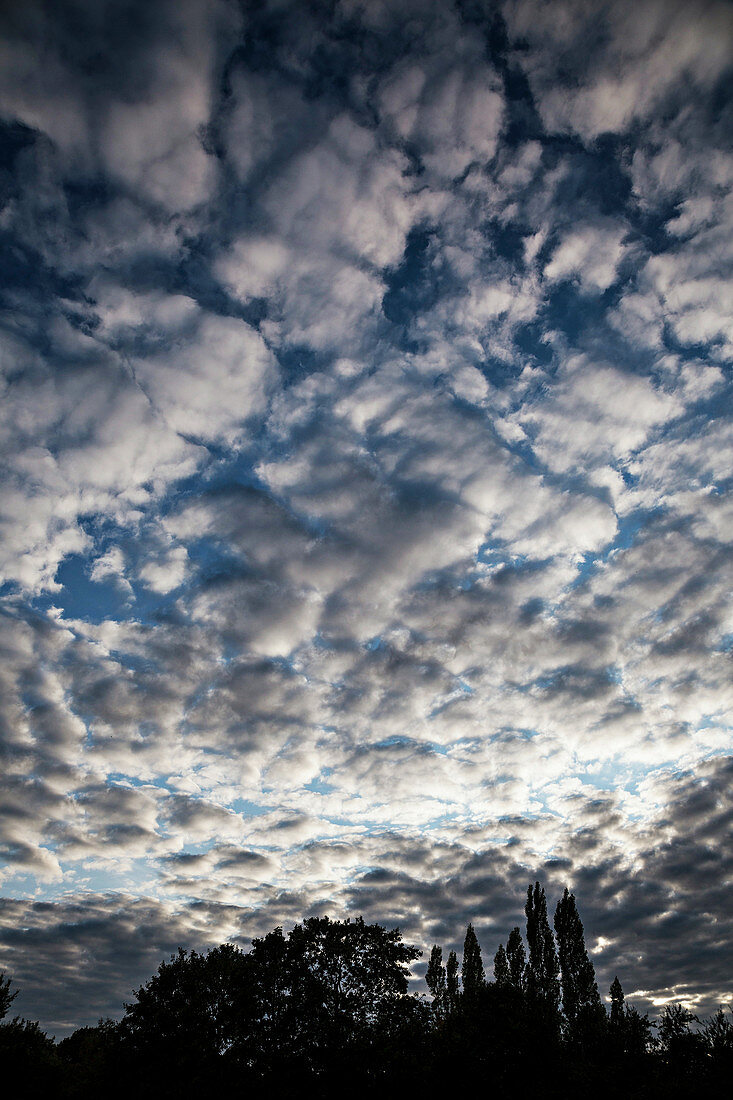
[{"xmin": 0, "ymin": 0, "xmax": 731, "ymax": 1034}]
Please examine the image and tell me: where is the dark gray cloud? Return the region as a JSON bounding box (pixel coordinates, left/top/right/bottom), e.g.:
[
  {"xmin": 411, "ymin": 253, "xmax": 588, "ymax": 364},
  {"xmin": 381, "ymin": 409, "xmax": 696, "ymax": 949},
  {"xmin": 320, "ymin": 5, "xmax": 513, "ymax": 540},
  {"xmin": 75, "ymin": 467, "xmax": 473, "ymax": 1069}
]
[{"xmin": 0, "ymin": 0, "xmax": 731, "ymax": 1035}]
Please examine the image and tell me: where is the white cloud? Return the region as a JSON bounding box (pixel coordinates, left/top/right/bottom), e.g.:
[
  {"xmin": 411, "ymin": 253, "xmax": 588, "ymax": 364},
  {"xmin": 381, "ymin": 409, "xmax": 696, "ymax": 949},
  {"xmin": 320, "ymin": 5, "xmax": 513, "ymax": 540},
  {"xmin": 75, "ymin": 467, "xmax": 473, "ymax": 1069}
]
[
  {"xmin": 505, "ymin": 0, "xmax": 733, "ymax": 139},
  {"xmin": 139, "ymin": 546, "xmax": 189, "ymax": 593},
  {"xmin": 544, "ymin": 221, "xmax": 628, "ymax": 292},
  {"xmin": 507, "ymin": 356, "xmax": 683, "ymax": 478},
  {"xmin": 133, "ymin": 311, "xmax": 277, "ymax": 445},
  {"xmin": 0, "ymin": 0, "xmax": 236, "ymax": 211},
  {"xmin": 89, "ymin": 547, "xmax": 133, "ymax": 593},
  {"xmin": 379, "ymin": 59, "xmax": 504, "ymax": 178}
]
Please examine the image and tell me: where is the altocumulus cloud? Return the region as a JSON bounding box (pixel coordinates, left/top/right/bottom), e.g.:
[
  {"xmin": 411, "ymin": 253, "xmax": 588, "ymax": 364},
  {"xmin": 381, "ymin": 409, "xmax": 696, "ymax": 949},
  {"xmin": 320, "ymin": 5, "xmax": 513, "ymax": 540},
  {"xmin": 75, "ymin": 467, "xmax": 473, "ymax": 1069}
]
[{"xmin": 0, "ymin": 0, "xmax": 731, "ymax": 1035}]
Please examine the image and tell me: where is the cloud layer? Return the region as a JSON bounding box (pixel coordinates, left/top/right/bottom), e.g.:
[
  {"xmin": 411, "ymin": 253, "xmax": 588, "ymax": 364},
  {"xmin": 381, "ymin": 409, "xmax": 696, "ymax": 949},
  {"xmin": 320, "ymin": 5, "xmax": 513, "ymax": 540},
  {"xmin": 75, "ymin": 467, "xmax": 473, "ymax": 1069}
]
[{"xmin": 0, "ymin": 0, "xmax": 731, "ymax": 1034}]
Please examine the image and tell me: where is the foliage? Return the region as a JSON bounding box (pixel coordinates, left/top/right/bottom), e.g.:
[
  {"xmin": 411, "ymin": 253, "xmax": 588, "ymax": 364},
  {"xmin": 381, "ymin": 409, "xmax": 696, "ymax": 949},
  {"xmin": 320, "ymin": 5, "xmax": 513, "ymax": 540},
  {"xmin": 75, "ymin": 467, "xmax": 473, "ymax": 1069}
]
[
  {"xmin": 554, "ymin": 888, "xmax": 602, "ymax": 1032},
  {"xmin": 0, "ymin": 1015, "xmax": 59, "ymax": 1098},
  {"xmin": 121, "ymin": 915, "xmax": 420, "ymax": 1095},
  {"xmin": 446, "ymin": 949, "xmax": 460, "ymax": 1014},
  {"xmin": 493, "ymin": 942, "xmax": 510, "ymax": 986},
  {"xmin": 506, "ymin": 926, "xmax": 526, "ymax": 991},
  {"xmin": 123, "ymin": 942, "xmax": 250, "ymax": 1057},
  {"xmin": 426, "ymin": 944, "xmax": 448, "ymax": 1017},
  {"xmin": 0, "ymin": 971, "xmax": 18, "ymax": 1021},
  {"xmin": 656, "ymin": 1000, "xmax": 707, "ymax": 1078},
  {"xmin": 704, "ymin": 1005, "xmax": 733, "ymax": 1087},
  {"xmin": 461, "ymin": 923, "xmax": 485, "ymax": 1002},
  {"xmin": 704, "ymin": 1004, "xmax": 733, "ymax": 1057},
  {"xmin": 525, "ymin": 881, "xmax": 561, "ymax": 1012},
  {"xmin": 609, "ymin": 976, "xmax": 624, "ymax": 1026},
  {"xmin": 56, "ymin": 1020, "xmax": 125, "ymax": 1099}
]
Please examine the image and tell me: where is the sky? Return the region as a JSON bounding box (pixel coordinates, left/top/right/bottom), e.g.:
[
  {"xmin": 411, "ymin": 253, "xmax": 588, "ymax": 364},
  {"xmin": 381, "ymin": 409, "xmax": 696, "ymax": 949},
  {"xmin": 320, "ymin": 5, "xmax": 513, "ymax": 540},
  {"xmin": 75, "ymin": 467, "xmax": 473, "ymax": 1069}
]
[{"xmin": 0, "ymin": 0, "xmax": 731, "ymax": 1037}]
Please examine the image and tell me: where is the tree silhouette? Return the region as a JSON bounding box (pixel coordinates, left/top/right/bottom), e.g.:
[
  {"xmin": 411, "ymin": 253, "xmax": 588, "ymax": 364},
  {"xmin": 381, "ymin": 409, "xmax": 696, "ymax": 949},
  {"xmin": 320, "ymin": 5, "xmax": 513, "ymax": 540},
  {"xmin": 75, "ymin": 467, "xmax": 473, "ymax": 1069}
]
[
  {"xmin": 283, "ymin": 916, "xmax": 419, "ymax": 1086},
  {"xmin": 704, "ymin": 1005, "xmax": 733, "ymax": 1086},
  {"xmin": 461, "ymin": 924, "xmax": 485, "ymax": 1002},
  {"xmin": 426, "ymin": 945, "xmax": 448, "ymax": 1017},
  {"xmin": 506, "ymin": 927, "xmax": 526, "ymax": 991},
  {"xmin": 121, "ymin": 916, "xmax": 421, "ymax": 1094},
  {"xmin": 620, "ymin": 1003, "xmax": 654, "ymax": 1060},
  {"xmin": 609, "ymin": 976, "xmax": 624, "ymax": 1026},
  {"xmin": 705, "ymin": 1005, "xmax": 733, "ymax": 1058},
  {"xmin": 2, "ymin": 879, "xmax": 731, "ymax": 1098},
  {"xmin": 493, "ymin": 943, "xmax": 510, "ymax": 986},
  {"xmin": 0, "ymin": 1016, "xmax": 58, "ymax": 1098},
  {"xmin": 294, "ymin": 916, "xmax": 418, "ymax": 1018},
  {"xmin": 124, "ymin": 943, "xmax": 250, "ymax": 1055},
  {"xmin": 446, "ymin": 950, "xmax": 460, "ymax": 1014},
  {"xmin": 554, "ymin": 888, "xmax": 602, "ymax": 1028},
  {"xmin": 57, "ymin": 1019, "xmax": 125, "ymax": 1100},
  {"xmin": 122, "ymin": 943, "xmax": 253, "ymax": 1096},
  {"xmin": 657, "ymin": 1000, "xmax": 706, "ymax": 1076},
  {"xmin": 0, "ymin": 972, "xmax": 18, "ymax": 1020},
  {"xmin": 524, "ymin": 881, "xmax": 560, "ymax": 1011},
  {"xmin": 0, "ymin": 975, "xmax": 58, "ymax": 1099}
]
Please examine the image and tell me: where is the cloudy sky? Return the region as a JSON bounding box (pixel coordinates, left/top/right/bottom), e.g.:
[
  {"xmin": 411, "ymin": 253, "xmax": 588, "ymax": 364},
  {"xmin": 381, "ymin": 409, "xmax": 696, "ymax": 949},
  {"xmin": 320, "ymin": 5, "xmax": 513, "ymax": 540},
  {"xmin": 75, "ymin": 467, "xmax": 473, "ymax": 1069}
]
[{"xmin": 0, "ymin": 0, "xmax": 731, "ymax": 1036}]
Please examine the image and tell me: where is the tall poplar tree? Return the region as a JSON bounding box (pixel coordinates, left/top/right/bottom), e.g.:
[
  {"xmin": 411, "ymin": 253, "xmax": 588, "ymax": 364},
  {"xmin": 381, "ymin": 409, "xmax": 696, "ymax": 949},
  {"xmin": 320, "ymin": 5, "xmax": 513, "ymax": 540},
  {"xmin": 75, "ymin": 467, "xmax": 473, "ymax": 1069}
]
[
  {"xmin": 553, "ymin": 888, "xmax": 602, "ymax": 1025},
  {"xmin": 524, "ymin": 882, "xmax": 560, "ymax": 1009},
  {"xmin": 446, "ymin": 950, "xmax": 460, "ymax": 1014},
  {"xmin": 493, "ymin": 944, "xmax": 510, "ymax": 986},
  {"xmin": 609, "ymin": 976, "xmax": 624, "ymax": 1026},
  {"xmin": 506, "ymin": 927, "xmax": 526, "ymax": 990},
  {"xmin": 461, "ymin": 924, "xmax": 485, "ymax": 1001},
  {"xmin": 426, "ymin": 945, "xmax": 447, "ymax": 1018}
]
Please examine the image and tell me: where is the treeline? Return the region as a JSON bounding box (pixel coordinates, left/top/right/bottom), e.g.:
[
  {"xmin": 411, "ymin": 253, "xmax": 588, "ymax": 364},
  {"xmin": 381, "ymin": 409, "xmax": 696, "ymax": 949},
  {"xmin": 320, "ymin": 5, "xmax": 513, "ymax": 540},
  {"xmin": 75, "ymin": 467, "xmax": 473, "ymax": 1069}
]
[{"xmin": 2, "ymin": 882, "xmax": 732, "ymax": 1098}]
